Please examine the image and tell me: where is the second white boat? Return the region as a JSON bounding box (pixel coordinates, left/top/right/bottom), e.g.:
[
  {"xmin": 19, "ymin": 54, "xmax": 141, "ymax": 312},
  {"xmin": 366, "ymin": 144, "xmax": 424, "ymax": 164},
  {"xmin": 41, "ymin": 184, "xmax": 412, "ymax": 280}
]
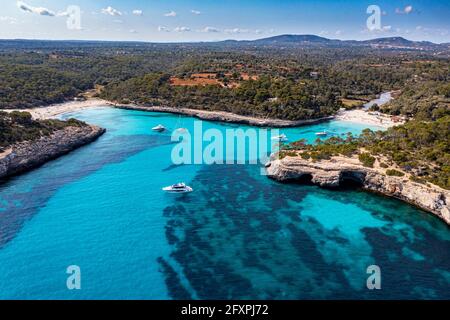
[
  {"xmin": 152, "ymin": 124, "xmax": 166, "ymax": 132},
  {"xmin": 271, "ymin": 134, "xmax": 288, "ymax": 142},
  {"xmin": 162, "ymin": 183, "xmax": 193, "ymax": 193}
]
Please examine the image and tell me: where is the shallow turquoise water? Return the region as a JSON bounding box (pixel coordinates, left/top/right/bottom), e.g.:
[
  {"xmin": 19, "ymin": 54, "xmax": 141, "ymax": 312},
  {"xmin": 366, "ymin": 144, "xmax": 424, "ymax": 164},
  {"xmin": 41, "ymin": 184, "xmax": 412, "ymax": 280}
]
[{"xmin": 0, "ymin": 107, "xmax": 448, "ymax": 299}]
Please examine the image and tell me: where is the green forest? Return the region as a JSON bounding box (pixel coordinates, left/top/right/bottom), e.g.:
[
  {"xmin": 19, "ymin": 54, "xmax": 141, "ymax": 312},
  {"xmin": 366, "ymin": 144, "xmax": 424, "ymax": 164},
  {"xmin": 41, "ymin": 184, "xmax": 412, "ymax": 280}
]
[
  {"xmin": 0, "ymin": 48, "xmax": 184, "ymax": 109},
  {"xmin": 0, "ymin": 111, "xmax": 86, "ymax": 151},
  {"xmin": 2, "ymin": 42, "xmax": 447, "ymax": 121},
  {"xmin": 100, "ymin": 50, "xmax": 439, "ymax": 120},
  {"xmin": 100, "ymin": 73, "xmax": 342, "ymax": 120}
]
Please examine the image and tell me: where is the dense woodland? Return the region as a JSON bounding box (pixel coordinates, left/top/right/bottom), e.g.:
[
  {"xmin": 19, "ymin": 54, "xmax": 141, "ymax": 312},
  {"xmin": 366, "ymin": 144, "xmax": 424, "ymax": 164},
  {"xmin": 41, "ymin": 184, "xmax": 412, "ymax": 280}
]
[
  {"xmin": 0, "ymin": 111, "xmax": 86, "ymax": 151},
  {"xmin": 380, "ymin": 77, "xmax": 450, "ymax": 120},
  {"xmin": 1, "ymin": 41, "xmax": 447, "ymax": 120},
  {"xmin": 99, "ymin": 50, "xmax": 434, "ymax": 120},
  {"xmin": 100, "ymin": 73, "xmax": 342, "ymax": 120}
]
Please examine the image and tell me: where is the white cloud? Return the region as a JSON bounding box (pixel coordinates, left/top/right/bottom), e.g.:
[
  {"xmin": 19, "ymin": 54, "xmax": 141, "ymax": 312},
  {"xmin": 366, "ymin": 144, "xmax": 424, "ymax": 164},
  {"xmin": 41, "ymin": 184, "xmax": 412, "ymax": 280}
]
[
  {"xmin": 34, "ymin": 7, "xmax": 54, "ymax": 16},
  {"xmin": 335, "ymin": 30, "xmax": 342, "ymax": 36},
  {"xmin": 224, "ymin": 28, "xmax": 249, "ymax": 34},
  {"xmin": 396, "ymin": 5, "xmax": 413, "ymax": 14},
  {"xmin": 0, "ymin": 16, "xmax": 18, "ymax": 24},
  {"xmin": 174, "ymin": 26, "xmax": 190, "ymax": 32},
  {"xmin": 57, "ymin": 11, "xmax": 69, "ymax": 17},
  {"xmin": 101, "ymin": 6, "xmax": 122, "ymax": 16},
  {"xmin": 132, "ymin": 10, "xmax": 143, "ymax": 16},
  {"xmin": 191, "ymin": 10, "xmax": 201, "ymax": 15},
  {"xmin": 129, "ymin": 29, "xmax": 137, "ymax": 34},
  {"xmin": 158, "ymin": 26, "xmax": 170, "ymax": 32},
  {"xmin": 201, "ymin": 26, "xmax": 219, "ymax": 33},
  {"xmin": 362, "ymin": 25, "xmax": 394, "ymax": 34},
  {"xmin": 164, "ymin": 11, "xmax": 177, "ymax": 17},
  {"xmin": 17, "ymin": 1, "xmax": 55, "ymax": 16}
]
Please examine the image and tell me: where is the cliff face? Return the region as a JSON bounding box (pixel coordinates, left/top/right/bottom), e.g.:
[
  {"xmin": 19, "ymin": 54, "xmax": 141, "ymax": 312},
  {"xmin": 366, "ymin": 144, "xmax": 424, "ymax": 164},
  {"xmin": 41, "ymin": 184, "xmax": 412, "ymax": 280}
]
[
  {"xmin": 266, "ymin": 156, "xmax": 450, "ymax": 225},
  {"xmin": 0, "ymin": 125, "xmax": 105, "ymax": 180}
]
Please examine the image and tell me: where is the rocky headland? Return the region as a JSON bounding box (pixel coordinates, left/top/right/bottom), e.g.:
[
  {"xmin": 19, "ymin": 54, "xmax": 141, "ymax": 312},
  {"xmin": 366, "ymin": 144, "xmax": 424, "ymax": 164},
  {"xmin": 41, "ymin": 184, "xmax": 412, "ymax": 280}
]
[
  {"xmin": 0, "ymin": 125, "xmax": 105, "ymax": 180},
  {"xmin": 112, "ymin": 104, "xmax": 334, "ymax": 128},
  {"xmin": 266, "ymin": 155, "xmax": 450, "ymax": 225}
]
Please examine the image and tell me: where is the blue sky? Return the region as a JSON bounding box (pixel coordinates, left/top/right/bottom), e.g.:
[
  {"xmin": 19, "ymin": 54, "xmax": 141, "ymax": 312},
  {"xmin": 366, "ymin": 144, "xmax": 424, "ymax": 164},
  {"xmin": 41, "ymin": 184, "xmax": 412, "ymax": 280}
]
[{"xmin": 1, "ymin": 0, "xmax": 449, "ymax": 43}]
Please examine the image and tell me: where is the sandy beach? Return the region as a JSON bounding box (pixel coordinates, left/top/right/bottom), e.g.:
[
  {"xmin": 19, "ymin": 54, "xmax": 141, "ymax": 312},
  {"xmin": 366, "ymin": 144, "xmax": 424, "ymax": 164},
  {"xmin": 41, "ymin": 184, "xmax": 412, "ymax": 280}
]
[
  {"xmin": 6, "ymin": 99, "xmax": 111, "ymax": 120},
  {"xmin": 335, "ymin": 109, "xmax": 404, "ymax": 128}
]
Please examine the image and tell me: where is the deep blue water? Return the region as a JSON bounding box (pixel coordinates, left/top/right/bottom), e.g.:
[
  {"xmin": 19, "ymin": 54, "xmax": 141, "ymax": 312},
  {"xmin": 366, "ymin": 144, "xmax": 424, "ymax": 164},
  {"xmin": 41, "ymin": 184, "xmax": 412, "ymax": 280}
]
[{"xmin": 0, "ymin": 107, "xmax": 448, "ymax": 299}]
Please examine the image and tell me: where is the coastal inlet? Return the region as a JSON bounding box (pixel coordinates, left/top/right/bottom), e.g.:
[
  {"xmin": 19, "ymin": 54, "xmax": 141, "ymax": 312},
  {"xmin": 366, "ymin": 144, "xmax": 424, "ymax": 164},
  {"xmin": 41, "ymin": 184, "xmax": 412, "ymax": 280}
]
[{"xmin": 0, "ymin": 107, "xmax": 448, "ymax": 299}]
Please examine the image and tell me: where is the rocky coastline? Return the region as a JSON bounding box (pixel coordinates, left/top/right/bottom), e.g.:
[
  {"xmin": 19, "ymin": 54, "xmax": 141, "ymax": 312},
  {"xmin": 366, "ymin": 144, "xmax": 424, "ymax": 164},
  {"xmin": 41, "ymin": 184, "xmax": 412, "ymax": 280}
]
[
  {"xmin": 0, "ymin": 125, "xmax": 105, "ymax": 181},
  {"xmin": 266, "ymin": 156, "xmax": 450, "ymax": 225},
  {"xmin": 112, "ymin": 104, "xmax": 335, "ymax": 128}
]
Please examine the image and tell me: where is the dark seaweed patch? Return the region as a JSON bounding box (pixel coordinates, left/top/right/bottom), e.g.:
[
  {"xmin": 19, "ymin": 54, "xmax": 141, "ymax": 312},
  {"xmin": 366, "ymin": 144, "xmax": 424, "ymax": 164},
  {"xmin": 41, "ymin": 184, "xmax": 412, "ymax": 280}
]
[
  {"xmin": 157, "ymin": 257, "xmax": 192, "ymax": 300},
  {"xmin": 161, "ymin": 164, "xmax": 450, "ymax": 299}
]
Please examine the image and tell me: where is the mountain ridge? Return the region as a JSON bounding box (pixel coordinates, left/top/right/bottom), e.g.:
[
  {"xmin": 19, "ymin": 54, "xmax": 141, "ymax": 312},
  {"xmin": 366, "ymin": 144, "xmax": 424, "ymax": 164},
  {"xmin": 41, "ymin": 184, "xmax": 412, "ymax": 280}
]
[
  {"xmin": 0, "ymin": 34, "xmax": 447, "ymax": 51},
  {"xmin": 238, "ymin": 34, "xmax": 443, "ymax": 49}
]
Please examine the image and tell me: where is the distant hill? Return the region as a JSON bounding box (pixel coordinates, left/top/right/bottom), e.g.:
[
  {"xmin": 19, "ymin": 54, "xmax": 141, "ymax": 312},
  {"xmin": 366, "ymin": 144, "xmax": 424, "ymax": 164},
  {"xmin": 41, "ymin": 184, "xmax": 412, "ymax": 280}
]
[
  {"xmin": 0, "ymin": 35, "xmax": 447, "ymax": 52},
  {"xmin": 361, "ymin": 37, "xmax": 440, "ymax": 49},
  {"xmin": 252, "ymin": 34, "xmax": 334, "ymax": 44},
  {"xmin": 363, "ymin": 36, "xmax": 417, "ymax": 46},
  {"xmin": 244, "ymin": 34, "xmax": 442, "ymax": 50}
]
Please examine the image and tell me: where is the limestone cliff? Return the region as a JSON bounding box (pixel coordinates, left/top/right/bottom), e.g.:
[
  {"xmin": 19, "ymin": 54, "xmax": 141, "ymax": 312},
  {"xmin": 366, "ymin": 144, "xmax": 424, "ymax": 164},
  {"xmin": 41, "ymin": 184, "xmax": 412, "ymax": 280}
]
[
  {"xmin": 0, "ymin": 125, "xmax": 105, "ymax": 180},
  {"xmin": 266, "ymin": 156, "xmax": 450, "ymax": 225}
]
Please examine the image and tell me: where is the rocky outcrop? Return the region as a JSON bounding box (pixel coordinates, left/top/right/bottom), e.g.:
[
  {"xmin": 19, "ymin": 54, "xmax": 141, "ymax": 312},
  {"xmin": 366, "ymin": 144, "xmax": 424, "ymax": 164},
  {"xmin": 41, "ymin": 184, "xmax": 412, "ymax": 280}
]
[
  {"xmin": 0, "ymin": 125, "xmax": 105, "ymax": 180},
  {"xmin": 113, "ymin": 104, "xmax": 334, "ymax": 128},
  {"xmin": 266, "ymin": 156, "xmax": 450, "ymax": 225}
]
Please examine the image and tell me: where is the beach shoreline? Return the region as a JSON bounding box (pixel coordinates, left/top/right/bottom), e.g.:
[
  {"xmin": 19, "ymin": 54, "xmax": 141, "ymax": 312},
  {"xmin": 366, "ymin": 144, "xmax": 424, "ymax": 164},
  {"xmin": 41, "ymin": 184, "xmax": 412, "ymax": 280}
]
[
  {"xmin": 112, "ymin": 104, "xmax": 335, "ymax": 128},
  {"xmin": 2, "ymin": 98, "xmax": 402, "ymax": 128},
  {"xmin": 4, "ymin": 98, "xmax": 113, "ymax": 120},
  {"xmin": 335, "ymin": 109, "xmax": 404, "ymax": 129}
]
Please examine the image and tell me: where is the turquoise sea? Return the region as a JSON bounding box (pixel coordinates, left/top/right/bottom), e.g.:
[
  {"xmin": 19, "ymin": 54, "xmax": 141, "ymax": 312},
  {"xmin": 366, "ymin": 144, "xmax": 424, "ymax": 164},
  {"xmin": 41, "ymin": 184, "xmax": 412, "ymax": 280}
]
[{"xmin": 0, "ymin": 107, "xmax": 448, "ymax": 299}]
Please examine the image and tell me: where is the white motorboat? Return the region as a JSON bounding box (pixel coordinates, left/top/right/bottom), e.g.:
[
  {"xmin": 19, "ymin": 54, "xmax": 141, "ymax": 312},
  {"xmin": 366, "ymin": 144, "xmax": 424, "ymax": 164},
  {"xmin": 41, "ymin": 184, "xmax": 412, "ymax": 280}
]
[
  {"xmin": 271, "ymin": 134, "xmax": 288, "ymax": 142},
  {"xmin": 315, "ymin": 131, "xmax": 328, "ymax": 136},
  {"xmin": 152, "ymin": 124, "xmax": 166, "ymax": 132},
  {"xmin": 162, "ymin": 183, "xmax": 193, "ymax": 193}
]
